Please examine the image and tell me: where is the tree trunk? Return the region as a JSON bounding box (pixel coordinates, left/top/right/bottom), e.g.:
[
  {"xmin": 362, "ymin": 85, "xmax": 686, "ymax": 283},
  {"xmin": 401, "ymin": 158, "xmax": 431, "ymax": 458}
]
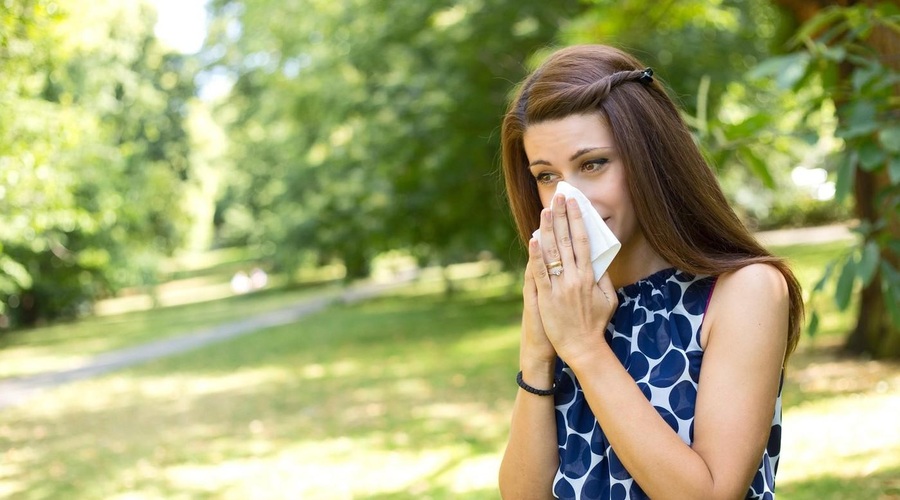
[
  {"xmin": 844, "ymin": 10, "xmax": 900, "ymax": 358},
  {"xmin": 773, "ymin": 0, "xmax": 900, "ymax": 358},
  {"xmin": 343, "ymin": 250, "xmax": 371, "ymax": 282}
]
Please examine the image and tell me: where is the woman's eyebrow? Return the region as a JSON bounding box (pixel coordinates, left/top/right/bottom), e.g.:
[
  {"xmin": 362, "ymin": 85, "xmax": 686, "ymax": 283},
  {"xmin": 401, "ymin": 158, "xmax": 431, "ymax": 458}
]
[
  {"xmin": 569, "ymin": 146, "xmax": 612, "ymax": 160},
  {"xmin": 528, "ymin": 146, "xmax": 613, "ymax": 168},
  {"xmin": 528, "ymin": 159, "xmax": 551, "ymax": 168}
]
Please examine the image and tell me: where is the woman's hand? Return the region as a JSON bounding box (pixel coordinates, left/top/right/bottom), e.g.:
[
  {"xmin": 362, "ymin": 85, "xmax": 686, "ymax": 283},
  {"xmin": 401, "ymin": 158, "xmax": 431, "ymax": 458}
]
[
  {"xmin": 530, "ymin": 195, "xmax": 617, "ymax": 364},
  {"xmin": 521, "ymin": 254, "xmax": 557, "ymax": 368}
]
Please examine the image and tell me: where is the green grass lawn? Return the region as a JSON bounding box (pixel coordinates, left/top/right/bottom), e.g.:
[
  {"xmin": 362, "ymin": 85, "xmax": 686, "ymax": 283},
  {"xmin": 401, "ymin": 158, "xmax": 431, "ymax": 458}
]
[
  {"xmin": 1, "ymin": 241, "xmax": 898, "ymax": 499},
  {"xmin": 0, "ymin": 280, "xmax": 342, "ymax": 381}
]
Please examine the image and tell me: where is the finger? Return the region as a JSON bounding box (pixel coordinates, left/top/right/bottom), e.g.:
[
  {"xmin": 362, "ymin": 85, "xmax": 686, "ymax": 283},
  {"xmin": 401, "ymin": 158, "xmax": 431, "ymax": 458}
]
[
  {"xmin": 522, "ymin": 259, "xmax": 542, "ymax": 323},
  {"xmin": 597, "ymin": 272, "xmax": 618, "ymax": 308},
  {"xmin": 551, "ymin": 194, "xmax": 576, "ymax": 269},
  {"xmin": 528, "ymin": 237, "xmax": 551, "ymax": 290},
  {"xmin": 523, "ymin": 255, "xmax": 537, "ymax": 298},
  {"xmin": 566, "ymin": 197, "xmax": 592, "ymax": 273},
  {"xmin": 539, "ymin": 208, "xmax": 561, "ymax": 275}
]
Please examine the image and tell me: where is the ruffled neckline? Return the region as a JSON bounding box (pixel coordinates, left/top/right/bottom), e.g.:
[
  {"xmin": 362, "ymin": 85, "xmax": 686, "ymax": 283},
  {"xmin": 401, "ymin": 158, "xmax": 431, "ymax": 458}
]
[{"xmin": 617, "ymin": 267, "xmax": 683, "ymax": 298}]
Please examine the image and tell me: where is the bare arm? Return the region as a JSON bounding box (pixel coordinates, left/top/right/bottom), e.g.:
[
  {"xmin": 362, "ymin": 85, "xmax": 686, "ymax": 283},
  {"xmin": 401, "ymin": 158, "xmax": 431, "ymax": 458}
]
[
  {"xmin": 498, "ymin": 359, "xmax": 559, "ymax": 500},
  {"xmin": 499, "ymin": 225, "xmax": 567, "ymax": 500}
]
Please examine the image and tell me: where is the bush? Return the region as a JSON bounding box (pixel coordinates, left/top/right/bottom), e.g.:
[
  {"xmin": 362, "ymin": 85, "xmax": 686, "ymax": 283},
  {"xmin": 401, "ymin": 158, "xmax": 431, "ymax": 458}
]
[{"xmin": 751, "ymin": 195, "xmax": 853, "ymax": 231}]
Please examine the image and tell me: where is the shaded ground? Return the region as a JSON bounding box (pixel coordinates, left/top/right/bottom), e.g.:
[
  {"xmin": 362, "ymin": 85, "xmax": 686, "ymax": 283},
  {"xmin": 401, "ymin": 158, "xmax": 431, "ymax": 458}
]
[{"xmin": 780, "ymin": 336, "xmax": 900, "ymax": 499}]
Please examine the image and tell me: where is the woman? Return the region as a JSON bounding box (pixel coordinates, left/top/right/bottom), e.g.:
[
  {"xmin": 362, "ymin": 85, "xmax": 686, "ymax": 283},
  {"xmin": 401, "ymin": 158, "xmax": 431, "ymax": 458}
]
[{"xmin": 497, "ymin": 45, "xmax": 803, "ymax": 500}]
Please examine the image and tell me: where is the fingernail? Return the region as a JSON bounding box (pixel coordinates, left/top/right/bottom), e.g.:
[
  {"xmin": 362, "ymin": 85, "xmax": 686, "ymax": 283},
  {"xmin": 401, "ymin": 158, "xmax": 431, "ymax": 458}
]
[{"xmin": 554, "ymin": 194, "xmax": 565, "ymax": 208}]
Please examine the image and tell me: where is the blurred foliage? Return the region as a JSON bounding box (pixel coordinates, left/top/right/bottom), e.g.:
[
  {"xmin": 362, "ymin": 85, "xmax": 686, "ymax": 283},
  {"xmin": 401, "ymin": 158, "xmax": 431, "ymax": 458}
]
[
  {"xmin": 753, "ymin": 1, "xmax": 899, "ymax": 357},
  {"xmin": 0, "ymin": 0, "xmax": 198, "ymax": 327},
  {"xmin": 205, "ymin": 0, "xmax": 839, "ymax": 279},
  {"xmin": 204, "ymin": 0, "xmax": 585, "ymax": 277},
  {"xmin": 567, "ymin": 0, "xmax": 899, "ymax": 357},
  {"xmin": 756, "ymin": 195, "xmax": 852, "ymax": 231},
  {"xmin": 3, "ymin": 0, "xmax": 895, "ymax": 358},
  {"xmin": 565, "ymin": 0, "xmax": 794, "ymax": 117}
]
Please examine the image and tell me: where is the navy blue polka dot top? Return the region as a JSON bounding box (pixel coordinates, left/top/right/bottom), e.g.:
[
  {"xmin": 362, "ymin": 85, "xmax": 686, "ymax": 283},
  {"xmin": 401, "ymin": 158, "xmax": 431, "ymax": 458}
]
[{"xmin": 552, "ymin": 268, "xmax": 782, "ymax": 499}]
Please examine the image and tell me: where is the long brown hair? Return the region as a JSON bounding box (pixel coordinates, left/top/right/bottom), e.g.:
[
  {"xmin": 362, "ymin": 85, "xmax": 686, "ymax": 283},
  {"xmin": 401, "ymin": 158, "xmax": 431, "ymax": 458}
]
[{"xmin": 501, "ymin": 44, "xmax": 803, "ymax": 358}]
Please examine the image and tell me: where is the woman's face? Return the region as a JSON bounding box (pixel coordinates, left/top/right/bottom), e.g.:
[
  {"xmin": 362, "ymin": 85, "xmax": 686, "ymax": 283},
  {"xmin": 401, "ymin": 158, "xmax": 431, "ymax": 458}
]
[{"xmin": 522, "ymin": 112, "xmax": 640, "ymax": 249}]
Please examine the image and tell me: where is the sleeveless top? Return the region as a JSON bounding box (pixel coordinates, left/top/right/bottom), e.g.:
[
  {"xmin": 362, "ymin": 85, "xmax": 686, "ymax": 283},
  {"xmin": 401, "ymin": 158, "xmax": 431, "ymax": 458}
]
[{"xmin": 552, "ymin": 268, "xmax": 782, "ymax": 499}]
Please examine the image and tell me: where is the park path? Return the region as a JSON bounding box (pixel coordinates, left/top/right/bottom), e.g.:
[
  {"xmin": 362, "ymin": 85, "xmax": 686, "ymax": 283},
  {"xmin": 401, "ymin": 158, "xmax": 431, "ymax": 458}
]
[
  {"xmin": 0, "ymin": 279, "xmax": 410, "ymax": 410},
  {"xmin": 0, "ymin": 223, "xmax": 853, "ymax": 411}
]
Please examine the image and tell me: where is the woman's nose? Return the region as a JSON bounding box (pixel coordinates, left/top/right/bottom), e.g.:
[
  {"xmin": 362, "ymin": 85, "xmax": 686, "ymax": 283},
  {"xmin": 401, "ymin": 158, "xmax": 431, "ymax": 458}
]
[
  {"xmin": 565, "ymin": 179, "xmax": 591, "ymax": 197},
  {"xmin": 563, "ymin": 179, "xmax": 604, "ymax": 211}
]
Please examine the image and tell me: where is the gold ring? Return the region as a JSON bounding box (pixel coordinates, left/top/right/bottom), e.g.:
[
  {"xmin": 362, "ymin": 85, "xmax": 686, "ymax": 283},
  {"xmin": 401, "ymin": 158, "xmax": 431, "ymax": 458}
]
[
  {"xmin": 545, "ymin": 260, "xmax": 563, "ymax": 270},
  {"xmin": 548, "ymin": 265, "xmax": 564, "ymax": 276}
]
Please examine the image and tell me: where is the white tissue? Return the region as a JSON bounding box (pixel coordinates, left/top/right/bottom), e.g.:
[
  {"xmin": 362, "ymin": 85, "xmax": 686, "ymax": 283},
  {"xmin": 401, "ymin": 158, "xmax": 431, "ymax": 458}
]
[{"xmin": 531, "ymin": 181, "xmax": 621, "ymax": 281}]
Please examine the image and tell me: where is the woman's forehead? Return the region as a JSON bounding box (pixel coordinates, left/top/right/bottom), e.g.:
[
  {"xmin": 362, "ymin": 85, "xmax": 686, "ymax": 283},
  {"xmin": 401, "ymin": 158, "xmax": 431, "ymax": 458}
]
[{"xmin": 523, "ymin": 114, "xmax": 614, "ymax": 154}]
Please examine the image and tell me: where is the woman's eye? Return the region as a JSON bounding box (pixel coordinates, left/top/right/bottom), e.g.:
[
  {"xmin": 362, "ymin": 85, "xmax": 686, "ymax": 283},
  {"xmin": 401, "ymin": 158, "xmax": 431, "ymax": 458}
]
[
  {"xmin": 535, "ymin": 172, "xmax": 556, "ymax": 185},
  {"xmin": 582, "ymin": 159, "xmax": 608, "ymax": 172}
]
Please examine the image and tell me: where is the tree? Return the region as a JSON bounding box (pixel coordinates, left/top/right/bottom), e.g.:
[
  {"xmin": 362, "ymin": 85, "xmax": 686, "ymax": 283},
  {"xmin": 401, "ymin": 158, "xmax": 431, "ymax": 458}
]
[
  {"xmin": 764, "ymin": 0, "xmax": 900, "ymax": 358},
  {"xmin": 0, "ymin": 0, "xmax": 198, "ymax": 327},
  {"xmin": 569, "ymin": 0, "xmax": 899, "ymax": 358},
  {"xmin": 205, "ymin": 0, "xmax": 583, "ymax": 277}
]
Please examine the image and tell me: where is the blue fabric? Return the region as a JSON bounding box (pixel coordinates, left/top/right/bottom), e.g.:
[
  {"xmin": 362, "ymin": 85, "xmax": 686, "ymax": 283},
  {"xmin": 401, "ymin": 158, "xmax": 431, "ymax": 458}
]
[{"xmin": 552, "ymin": 268, "xmax": 782, "ymax": 499}]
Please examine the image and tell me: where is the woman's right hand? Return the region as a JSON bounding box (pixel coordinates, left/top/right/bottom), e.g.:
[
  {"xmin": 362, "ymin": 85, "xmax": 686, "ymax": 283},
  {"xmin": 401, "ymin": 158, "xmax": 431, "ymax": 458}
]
[{"xmin": 521, "ymin": 243, "xmax": 557, "ymax": 370}]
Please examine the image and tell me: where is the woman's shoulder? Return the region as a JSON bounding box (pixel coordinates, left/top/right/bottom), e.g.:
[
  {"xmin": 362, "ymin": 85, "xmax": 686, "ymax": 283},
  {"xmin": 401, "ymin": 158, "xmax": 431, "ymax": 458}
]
[
  {"xmin": 715, "ymin": 262, "xmax": 789, "ymax": 302},
  {"xmin": 700, "ymin": 262, "xmax": 790, "ymax": 350}
]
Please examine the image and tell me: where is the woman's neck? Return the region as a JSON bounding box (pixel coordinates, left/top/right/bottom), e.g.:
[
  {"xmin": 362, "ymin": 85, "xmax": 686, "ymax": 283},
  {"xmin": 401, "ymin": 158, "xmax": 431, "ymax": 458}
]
[{"xmin": 607, "ymin": 234, "xmax": 671, "ymax": 289}]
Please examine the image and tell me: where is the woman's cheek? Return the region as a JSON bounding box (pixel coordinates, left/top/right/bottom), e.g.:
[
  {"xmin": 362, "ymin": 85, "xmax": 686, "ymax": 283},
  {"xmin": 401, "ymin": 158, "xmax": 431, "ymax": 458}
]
[{"xmin": 538, "ymin": 192, "xmax": 553, "ymax": 209}]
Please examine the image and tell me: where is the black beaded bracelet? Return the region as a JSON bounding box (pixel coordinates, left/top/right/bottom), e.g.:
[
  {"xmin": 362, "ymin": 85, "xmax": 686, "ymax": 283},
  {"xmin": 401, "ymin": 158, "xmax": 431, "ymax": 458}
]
[{"xmin": 516, "ymin": 371, "xmax": 558, "ymax": 396}]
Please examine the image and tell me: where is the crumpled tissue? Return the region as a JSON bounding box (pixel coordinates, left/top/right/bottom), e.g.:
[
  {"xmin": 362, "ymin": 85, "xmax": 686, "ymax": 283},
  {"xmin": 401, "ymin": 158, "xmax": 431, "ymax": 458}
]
[{"xmin": 532, "ymin": 181, "xmax": 621, "ymax": 281}]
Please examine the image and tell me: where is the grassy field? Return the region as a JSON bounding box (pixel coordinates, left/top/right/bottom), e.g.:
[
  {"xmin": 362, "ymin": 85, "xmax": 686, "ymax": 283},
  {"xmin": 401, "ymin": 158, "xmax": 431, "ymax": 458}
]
[
  {"xmin": 1, "ymin": 241, "xmax": 898, "ymax": 499},
  {"xmin": 0, "ymin": 280, "xmax": 342, "ymax": 381}
]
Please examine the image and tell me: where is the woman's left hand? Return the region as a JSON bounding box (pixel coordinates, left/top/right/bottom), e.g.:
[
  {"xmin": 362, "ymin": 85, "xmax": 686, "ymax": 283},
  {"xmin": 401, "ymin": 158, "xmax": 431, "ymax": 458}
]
[{"xmin": 530, "ymin": 194, "xmax": 618, "ymax": 363}]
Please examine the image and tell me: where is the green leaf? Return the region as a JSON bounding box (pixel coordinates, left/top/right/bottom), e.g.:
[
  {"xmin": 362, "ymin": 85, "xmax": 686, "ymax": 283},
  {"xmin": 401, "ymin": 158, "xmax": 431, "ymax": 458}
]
[
  {"xmin": 815, "ymin": 23, "xmax": 850, "ymax": 47},
  {"xmin": 882, "ymin": 261, "xmax": 900, "ymax": 291},
  {"xmin": 813, "ymin": 260, "xmax": 837, "ymax": 293},
  {"xmin": 837, "ymin": 101, "xmax": 878, "ymax": 139},
  {"xmin": 747, "ymin": 53, "xmax": 811, "ymax": 90},
  {"xmin": 791, "ymin": 7, "xmax": 848, "ymax": 46},
  {"xmin": 858, "ymin": 241, "xmax": 880, "ymax": 286},
  {"xmin": 858, "ymin": 139, "xmax": 887, "ymax": 171},
  {"xmin": 781, "ymin": 61, "xmax": 812, "ymax": 91},
  {"xmin": 740, "ymin": 150, "xmax": 775, "ymax": 189},
  {"xmin": 852, "ymin": 65, "xmax": 879, "ymax": 91},
  {"xmin": 875, "ymin": 1, "xmax": 900, "ymax": 19},
  {"xmin": 728, "ymin": 114, "xmax": 771, "ymax": 139},
  {"xmin": 890, "ymin": 156, "xmax": 900, "ymax": 184},
  {"xmin": 889, "ymin": 239, "xmax": 900, "ymax": 256},
  {"xmin": 808, "ymin": 310, "xmax": 820, "ymax": 336},
  {"xmin": 821, "ymin": 45, "xmax": 847, "ymax": 62},
  {"xmin": 835, "ymin": 151, "xmax": 856, "ymax": 203},
  {"xmin": 0, "ymin": 255, "xmax": 33, "ymax": 289},
  {"xmin": 799, "ymin": 131, "xmax": 820, "ymax": 146},
  {"xmin": 879, "ymin": 126, "xmax": 900, "ymax": 153},
  {"xmin": 835, "ymin": 257, "xmax": 857, "ymax": 310},
  {"xmin": 821, "ymin": 63, "xmax": 839, "ymax": 92},
  {"xmin": 851, "ymin": 219, "xmax": 874, "ymax": 238}
]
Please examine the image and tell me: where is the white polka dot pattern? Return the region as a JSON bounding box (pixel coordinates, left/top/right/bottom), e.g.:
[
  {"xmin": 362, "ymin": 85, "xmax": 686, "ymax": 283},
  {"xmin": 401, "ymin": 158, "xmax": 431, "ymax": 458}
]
[{"xmin": 552, "ymin": 268, "xmax": 782, "ymax": 499}]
